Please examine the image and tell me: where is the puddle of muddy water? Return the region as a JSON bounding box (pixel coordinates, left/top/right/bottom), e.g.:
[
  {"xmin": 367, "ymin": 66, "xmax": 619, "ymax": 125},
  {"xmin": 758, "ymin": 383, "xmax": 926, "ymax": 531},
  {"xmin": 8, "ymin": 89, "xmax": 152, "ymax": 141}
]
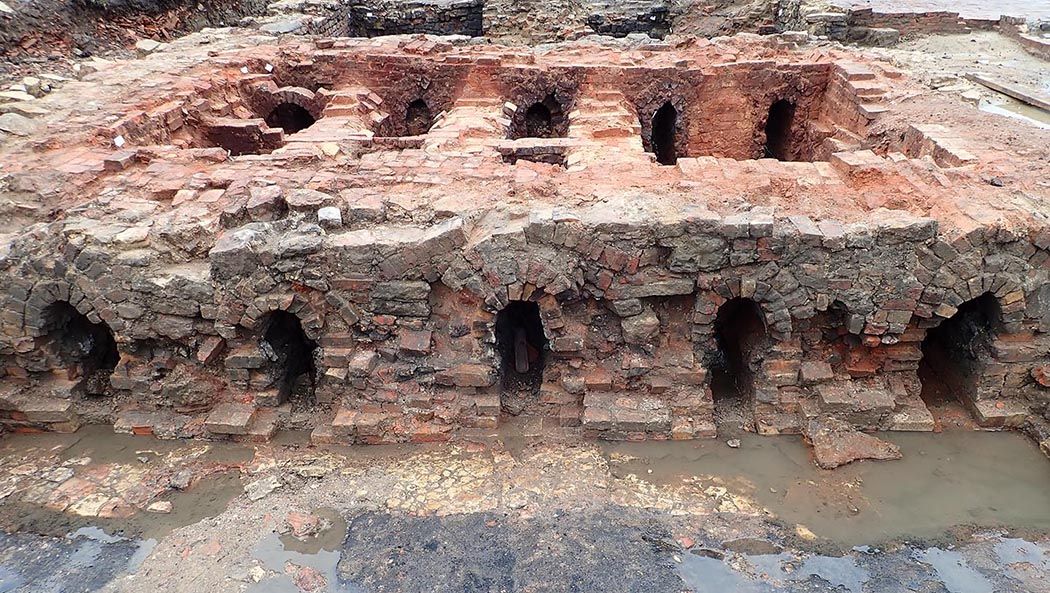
[
  {"xmin": 979, "ymin": 97, "xmax": 1050, "ymax": 129},
  {"xmin": 250, "ymin": 508, "xmax": 361, "ymax": 593},
  {"xmin": 0, "ymin": 469, "xmax": 245, "ymax": 542},
  {"xmin": 0, "ymin": 424, "xmax": 253, "ymax": 466},
  {"xmin": 680, "ymin": 549, "xmax": 875, "ymax": 593},
  {"xmin": 914, "ymin": 547, "xmax": 993, "ymax": 593},
  {"xmin": 0, "ymin": 566, "xmax": 24, "ymax": 593},
  {"xmin": 602, "ymin": 430, "xmax": 1050, "ymax": 547},
  {"xmin": 0, "ymin": 426, "xmax": 250, "ymax": 540}
]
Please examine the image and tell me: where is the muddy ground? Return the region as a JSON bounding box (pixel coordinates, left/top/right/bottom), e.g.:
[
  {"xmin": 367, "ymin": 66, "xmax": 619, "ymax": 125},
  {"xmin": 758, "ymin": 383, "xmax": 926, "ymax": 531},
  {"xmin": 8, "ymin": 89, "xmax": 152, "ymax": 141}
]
[{"xmin": 0, "ymin": 423, "xmax": 1047, "ymax": 592}]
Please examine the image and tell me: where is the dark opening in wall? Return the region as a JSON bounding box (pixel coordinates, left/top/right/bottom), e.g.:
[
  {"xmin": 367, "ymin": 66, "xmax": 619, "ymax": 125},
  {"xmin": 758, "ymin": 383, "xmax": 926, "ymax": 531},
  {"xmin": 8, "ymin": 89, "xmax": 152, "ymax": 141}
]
[
  {"xmin": 500, "ymin": 148, "xmax": 567, "ymax": 167},
  {"xmin": 261, "ymin": 310, "xmax": 318, "ymax": 403},
  {"xmin": 204, "ymin": 121, "xmax": 286, "ymax": 157},
  {"xmin": 710, "ymin": 298, "xmax": 766, "ymax": 410},
  {"xmin": 651, "ymin": 101, "xmax": 678, "ymax": 165},
  {"xmin": 513, "ymin": 94, "xmax": 567, "ymax": 139},
  {"xmin": 495, "ymin": 301, "xmax": 548, "ymax": 409},
  {"xmin": 265, "ymin": 103, "xmax": 316, "ymax": 135},
  {"xmin": 525, "ymin": 103, "xmax": 553, "ymax": 138},
  {"xmin": 41, "ymin": 301, "xmax": 119, "ymax": 395},
  {"xmin": 919, "ymin": 293, "xmax": 1001, "ymax": 415},
  {"xmin": 764, "ymin": 99, "xmax": 796, "ymax": 161},
  {"xmin": 404, "ymin": 99, "xmax": 434, "ymax": 137}
]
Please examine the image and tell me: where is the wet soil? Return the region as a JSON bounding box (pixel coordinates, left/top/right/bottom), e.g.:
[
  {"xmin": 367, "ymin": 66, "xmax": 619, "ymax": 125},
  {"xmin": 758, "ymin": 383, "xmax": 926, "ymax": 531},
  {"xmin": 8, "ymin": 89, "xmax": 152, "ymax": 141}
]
[
  {"xmin": 0, "ymin": 423, "xmax": 1047, "ymax": 592},
  {"xmin": 336, "ymin": 509, "xmax": 686, "ymax": 593},
  {"xmin": 603, "ymin": 430, "xmax": 1050, "ymax": 548},
  {"xmin": 0, "ymin": 425, "xmax": 251, "ymax": 539}
]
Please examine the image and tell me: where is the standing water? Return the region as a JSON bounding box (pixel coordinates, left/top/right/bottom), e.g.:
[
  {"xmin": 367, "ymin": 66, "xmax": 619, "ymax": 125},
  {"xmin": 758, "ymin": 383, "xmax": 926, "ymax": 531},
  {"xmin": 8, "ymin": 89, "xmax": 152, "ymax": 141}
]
[{"xmin": 602, "ymin": 430, "xmax": 1050, "ymax": 547}]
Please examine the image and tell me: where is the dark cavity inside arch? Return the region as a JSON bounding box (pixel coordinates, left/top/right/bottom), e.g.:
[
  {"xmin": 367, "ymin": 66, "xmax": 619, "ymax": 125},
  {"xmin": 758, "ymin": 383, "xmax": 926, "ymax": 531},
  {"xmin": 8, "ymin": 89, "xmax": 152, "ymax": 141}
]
[
  {"xmin": 495, "ymin": 301, "xmax": 548, "ymax": 395},
  {"xmin": 919, "ymin": 292, "xmax": 1002, "ymax": 410},
  {"xmin": 262, "ymin": 310, "xmax": 318, "ymax": 403},
  {"xmin": 265, "ymin": 103, "xmax": 316, "ymax": 135},
  {"xmin": 651, "ymin": 101, "xmax": 678, "ymax": 165},
  {"xmin": 711, "ymin": 297, "xmax": 767, "ymax": 402},
  {"xmin": 41, "ymin": 301, "xmax": 119, "ymax": 394},
  {"xmin": 404, "ymin": 99, "xmax": 434, "ymax": 136},
  {"xmin": 764, "ymin": 99, "xmax": 796, "ymax": 161}
]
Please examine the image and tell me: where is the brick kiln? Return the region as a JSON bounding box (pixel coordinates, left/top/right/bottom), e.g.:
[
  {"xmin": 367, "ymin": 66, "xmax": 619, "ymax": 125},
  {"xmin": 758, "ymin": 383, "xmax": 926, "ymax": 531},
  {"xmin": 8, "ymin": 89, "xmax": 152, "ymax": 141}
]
[{"xmin": 0, "ymin": 31, "xmax": 1047, "ymax": 445}]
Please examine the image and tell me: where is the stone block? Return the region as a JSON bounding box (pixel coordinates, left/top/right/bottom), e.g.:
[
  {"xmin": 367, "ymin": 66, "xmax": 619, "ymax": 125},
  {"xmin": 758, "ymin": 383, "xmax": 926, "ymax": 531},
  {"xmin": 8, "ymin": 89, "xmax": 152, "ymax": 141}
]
[
  {"xmin": 20, "ymin": 397, "xmax": 74, "ymax": 423},
  {"xmin": 225, "ymin": 345, "xmax": 265, "ymax": 369},
  {"xmin": 799, "ymin": 361, "xmax": 834, "ymax": 384},
  {"xmin": 621, "ymin": 309, "xmax": 660, "ymax": 345},
  {"xmin": 442, "ymin": 364, "xmax": 496, "ymax": 388},
  {"xmin": 399, "ymin": 330, "xmax": 432, "ymax": 356},
  {"xmin": 205, "ymin": 403, "xmax": 257, "ymax": 435}
]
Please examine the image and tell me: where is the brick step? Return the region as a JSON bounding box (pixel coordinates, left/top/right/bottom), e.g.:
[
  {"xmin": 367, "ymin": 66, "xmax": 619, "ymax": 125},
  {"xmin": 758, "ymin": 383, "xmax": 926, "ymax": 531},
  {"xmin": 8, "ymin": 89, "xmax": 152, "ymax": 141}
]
[
  {"xmin": 569, "ymin": 111, "xmax": 637, "ymax": 120},
  {"xmin": 970, "ymin": 398, "xmax": 1029, "ymax": 428},
  {"xmin": 330, "ymin": 406, "xmax": 397, "ymax": 437},
  {"xmin": 322, "ymin": 106, "xmax": 364, "ymax": 118},
  {"xmin": 589, "ymin": 127, "xmax": 642, "ymax": 140},
  {"xmin": 815, "ymin": 381, "xmax": 896, "ymax": 414},
  {"xmin": 234, "ymin": 408, "xmax": 279, "ymax": 443},
  {"xmin": 581, "ymin": 392, "xmax": 671, "ymax": 438},
  {"xmin": 671, "ymin": 416, "xmax": 716, "ymax": 440},
  {"xmin": 755, "ymin": 409, "xmax": 803, "ymax": 436},
  {"xmin": 882, "ymin": 391, "xmax": 935, "ymax": 431},
  {"xmin": 588, "ymin": 90, "xmax": 629, "ymax": 101},
  {"xmin": 204, "ymin": 402, "xmax": 258, "ymax": 436}
]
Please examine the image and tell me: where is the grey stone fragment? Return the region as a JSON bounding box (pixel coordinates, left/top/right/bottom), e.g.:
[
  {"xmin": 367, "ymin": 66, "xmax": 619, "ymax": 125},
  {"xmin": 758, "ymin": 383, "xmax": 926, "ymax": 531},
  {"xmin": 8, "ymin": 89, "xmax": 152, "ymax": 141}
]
[
  {"xmin": 609, "ymin": 299, "xmax": 642, "ymax": 317},
  {"xmin": 135, "ymin": 39, "xmax": 163, "ymax": 55},
  {"xmin": 259, "ymin": 19, "xmax": 302, "ymax": 33},
  {"xmin": 209, "ymin": 225, "xmax": 265, "ymax": 281},
  {"xmin": 244, "ymin": 475, "xmax": 282, "ymax": 501},
  {"xmin": 668, "ymin": 235, "xmax": 727, "ymax": 273},
  {"xmin": 0, "ymin": 113, "xmax": 41, "ymax": 136},
  {"xmin": 373, "ymin": 281, "xmax": 430, "ymax": 302},
  {"xmin": 318, "ymin": 206, "xmax": 342, "ymax": 229},
  {"xmin": 621, "ymin": 309, "xmax": 660, "ymax": 345},
  {"xmin": 277, "ymin": 233, "xmax": 323, "ymax": 258},
  {"xmin": 616, "ymin": 278, "xmax": 694, "ymax": 298}
]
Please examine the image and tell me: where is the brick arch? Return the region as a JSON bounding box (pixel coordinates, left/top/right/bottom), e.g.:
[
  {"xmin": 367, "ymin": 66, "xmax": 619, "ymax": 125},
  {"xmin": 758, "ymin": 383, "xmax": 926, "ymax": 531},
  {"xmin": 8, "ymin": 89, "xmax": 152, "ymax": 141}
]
[
  {"xmin": 499, "ymin": 69, "xmax": 583, "ymax": 140},
  {"xmin": 24, "ymin": 280, "xmax": 107, "ymax": 338},
  {"xmin": 625, "ymin": 71, "xmax": 701, "ymax": 160},
  {"xmin": 694, "ymin": 279, "xmax": 792, "ymax": 345},
  {"xmin": 919, "ymin": 277, "xmax": 1021, "ymax": 335},
  {"xmin": 238, "ymin": 290, "xmax": 326, "ymax": 341},
  {"xmin": 372, "ymin": 65, "xmax": 469, "ymax": 137},
  {"xmin": 452, "ymin": 243, "xmax": 585, "ymax": 313},
  {"xmin": 244, "ymin": 79, "xmax": 327, "ymax": 122}
]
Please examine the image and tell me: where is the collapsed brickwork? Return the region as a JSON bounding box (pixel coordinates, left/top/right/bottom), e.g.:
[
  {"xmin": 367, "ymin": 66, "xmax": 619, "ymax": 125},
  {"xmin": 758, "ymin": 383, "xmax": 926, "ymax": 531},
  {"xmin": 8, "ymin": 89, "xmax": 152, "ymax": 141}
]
[{"xmin": 0, "ymin": 31, "xmax": 1047, "ymax": 447}]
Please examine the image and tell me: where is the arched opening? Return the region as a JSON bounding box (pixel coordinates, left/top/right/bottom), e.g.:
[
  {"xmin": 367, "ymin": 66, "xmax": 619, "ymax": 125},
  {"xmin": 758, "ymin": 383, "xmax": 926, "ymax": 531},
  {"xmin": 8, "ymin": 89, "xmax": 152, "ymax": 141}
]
[
  {"xmin": 919, "ymin": 293, "xmax": 1001, "ymax": 422},
  {"xmin": 41, "ymin": 301, "xmax": 119, "ymax": 395},
  {"xmin": 404, "ymin": 99, "xmax": 433, "ymax": 136},
  {"xmin": 764, "ymin": 99, "xmax": 796, "ymax": 161},
  {"xmin": 514, "ymin": 93, "xmax": 565, "ymax": 139},
  {"xmin": 495, "ymin": 301, "xmax": 548, "ymax": 413},
  {"xmin": 710, "ymin": 298, "xmax": 767, "ymax": 427},
  {"xmin": 264, "ymin": 103, "xmax": 316, "ymax": 135},
  {"xmin": 261, "ymin": 310, "xmax": 318, "ymax": 404},
  {"xmin": 524, "ymin": 103, "xmax": 554, "ymax": 138},
  {"xmin": 651, "ymin": 101, "xmax": 678, "ymax": 165}
]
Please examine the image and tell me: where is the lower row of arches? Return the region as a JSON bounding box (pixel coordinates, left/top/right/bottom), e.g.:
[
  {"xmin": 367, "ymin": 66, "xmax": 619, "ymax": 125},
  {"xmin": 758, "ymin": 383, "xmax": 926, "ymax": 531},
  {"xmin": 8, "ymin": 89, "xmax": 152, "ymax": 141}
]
[{"xmin": 30, "ymin": 291, "xmax": 1009, "ymax": 424}]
